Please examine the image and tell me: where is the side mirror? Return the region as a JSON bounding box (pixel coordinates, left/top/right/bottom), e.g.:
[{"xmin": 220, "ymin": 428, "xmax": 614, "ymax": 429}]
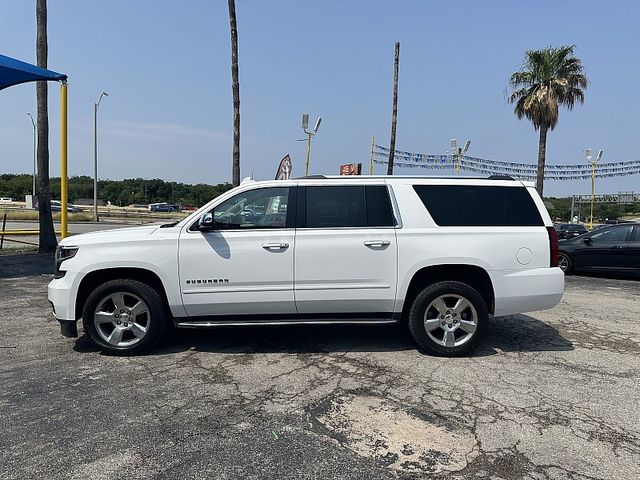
[
  {"xmin": 583, "ymin": 237, "xmax": 592, "ymax": 245},
  {"xmin": 198, "ymin": 212, "xmax": 214, "ymax": 231}
]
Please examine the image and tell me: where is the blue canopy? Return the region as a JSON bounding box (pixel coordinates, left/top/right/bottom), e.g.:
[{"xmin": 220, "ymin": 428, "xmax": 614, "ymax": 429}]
[{"xmin": 0, "ymin": 53, "xmax": 66, "ymax": 91}]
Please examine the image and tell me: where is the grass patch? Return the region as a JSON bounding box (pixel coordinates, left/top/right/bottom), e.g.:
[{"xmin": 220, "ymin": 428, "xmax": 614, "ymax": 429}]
[
  {"xmin": 1, "ymin": 210, "xmax": 96, "ymax": 222},
  {"xmin": 0, "ymin": 245, "xmax": 39, "ymax": 255}
]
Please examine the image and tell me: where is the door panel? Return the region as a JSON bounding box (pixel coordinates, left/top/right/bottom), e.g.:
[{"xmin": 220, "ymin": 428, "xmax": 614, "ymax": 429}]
[
  {"xmin": 572, "ymin": 225, "xmax": 632, "ymax": 271},
  {"xmin": 178, "ymin": 186, "xmax": 296, "ymax": 316},
  {"xmin": 294, "ymin": 229, "xmax": 397, "ymax": 313},
  {"xmin": 625, "ymin": 226, "xmax": 640, "ymax": 272},
  {"xmin": 293, "ymin": 184, "xmax": 398, "ymax": 314},
  {"xmin": 179, "ymin": 229, "xmax": 296, "ymax": 316}
]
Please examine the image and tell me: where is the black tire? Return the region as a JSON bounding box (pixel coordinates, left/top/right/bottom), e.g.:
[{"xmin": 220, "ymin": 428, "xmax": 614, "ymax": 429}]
[
  {"xmin": 408, "ymin": 281, "xmax": 488, "ymax": 357},
  {"xmin": 558, "ymin": 252, "xmax": 573, "ymax": 274},
  {"xmin": 82, "ymin": 279, "xmax": 169, "ymax": 356}
]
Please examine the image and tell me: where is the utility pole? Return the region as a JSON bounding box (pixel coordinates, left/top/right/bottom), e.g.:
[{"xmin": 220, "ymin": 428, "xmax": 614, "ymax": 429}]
[
  {"xmin": 387, "ymin": 42, "xmax": 400, "ymax": 175},
  {"xmin": 369, "ymin": 136, "xmax": 375, "ymax": 175},
  {"xmin": 93, "ymin": 91, "xmax": 108, "ymax": 222},
  {"xmin": 27, "ymin": 113, "xmax": 37, "ymax": 199}
]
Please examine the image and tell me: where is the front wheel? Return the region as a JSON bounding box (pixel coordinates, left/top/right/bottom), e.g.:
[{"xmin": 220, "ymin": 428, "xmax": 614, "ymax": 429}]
[
  {"xmin": 82, "ymin": 279, "xmax": 169, "ymax": 355},
  {"xmin": 408, "ymin": 281, "xmax": 488, "ymax": 357}
]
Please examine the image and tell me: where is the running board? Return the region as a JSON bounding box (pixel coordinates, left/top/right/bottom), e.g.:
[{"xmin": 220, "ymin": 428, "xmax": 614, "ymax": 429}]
[{"xmin": 175, "ymin": 317, "xmax": 399, "ymax": 328}]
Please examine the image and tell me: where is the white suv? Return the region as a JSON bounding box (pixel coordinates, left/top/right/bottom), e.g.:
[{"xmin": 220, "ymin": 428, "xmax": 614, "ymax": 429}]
[{"xmin": 48, "ymin": 176, "xmax": 564, "ymax": 356}]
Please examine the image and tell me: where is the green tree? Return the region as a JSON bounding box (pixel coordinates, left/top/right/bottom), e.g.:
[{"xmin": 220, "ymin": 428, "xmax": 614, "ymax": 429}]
[{"xmin": 508, "ymin": 45, "xmax": 587, "ymax": 196}]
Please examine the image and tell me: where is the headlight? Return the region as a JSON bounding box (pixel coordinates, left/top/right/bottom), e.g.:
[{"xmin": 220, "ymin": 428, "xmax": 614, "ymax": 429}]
[{"xmin": 55, "ymin": 246, "xmax": 79, "ymax": 278}]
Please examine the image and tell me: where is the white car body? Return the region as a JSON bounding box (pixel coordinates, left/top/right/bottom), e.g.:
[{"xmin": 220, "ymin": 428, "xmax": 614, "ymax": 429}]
[{"xmin": 49, "ymin": 176, "xmax": 564, "ymax": 350}]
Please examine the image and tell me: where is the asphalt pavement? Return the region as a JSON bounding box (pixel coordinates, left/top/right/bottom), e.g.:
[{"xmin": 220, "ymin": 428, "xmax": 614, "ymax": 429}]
[{"xmin": 0, "ymin": 254, "xmax": 639, "ymax": 479}]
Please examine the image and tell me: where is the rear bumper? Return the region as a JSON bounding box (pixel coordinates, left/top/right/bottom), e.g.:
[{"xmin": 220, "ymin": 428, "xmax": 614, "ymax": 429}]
[{"xmin": 493, "ymin": 267, "xmax": 564, "ymax": 316}]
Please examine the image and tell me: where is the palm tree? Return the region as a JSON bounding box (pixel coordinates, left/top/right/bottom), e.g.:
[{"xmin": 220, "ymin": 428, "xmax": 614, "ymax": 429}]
[
  {"xmin": 228, "ymin": 0, "xmax": 240, "ymax": 187},
  {"xmin": 508, "ymin": 45, "xmax": 587, "ymax": 196},
  {"xmin": 36, "ymin": 0, "xmax": 57, "ymax": 252}
]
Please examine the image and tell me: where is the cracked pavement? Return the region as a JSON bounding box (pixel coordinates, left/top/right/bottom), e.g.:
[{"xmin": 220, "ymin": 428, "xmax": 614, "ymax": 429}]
[{"xmin": 1, "ymin": 252, "xmax": 639, "ymax": 479}]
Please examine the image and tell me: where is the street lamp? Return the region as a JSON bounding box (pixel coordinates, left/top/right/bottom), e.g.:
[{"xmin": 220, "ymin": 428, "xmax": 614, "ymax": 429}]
[
  {"xmin": 94, "ymin": 91, "xmax": 108, "ymax": 221},
  {"xmin": 26, "ymin": 113, "xmax": 37, "ymax": 201},
  {"xmin": 301, "ymin": 113, "xmax": 321, "ymax": 176},
  {"xmin": 450, "ymin": 138, "xmax": 471, "ymax": 175},
  {"xmin": 587, "ymin": 148, "xmax": 604, "ymax": 230}
]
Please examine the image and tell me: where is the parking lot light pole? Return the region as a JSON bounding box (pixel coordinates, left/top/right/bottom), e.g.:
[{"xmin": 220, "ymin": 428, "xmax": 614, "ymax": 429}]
[
  {"xmin": 587, "ymin": 148, "xmax": 604, "ymax": 230},
  {"xmin": 93, "ymin": 92, "xmax": 108, "ymax": 222},
  {"xmin": 450, "ymin": 139, "xmax": 471, "ymax": 175},
  {"xmin": 301, "ymin": 113, "xmax": 321, "ymax": 176},
  {"xmin": 27, "ymin": 113, "xmax": 36, "ymax": 199}
]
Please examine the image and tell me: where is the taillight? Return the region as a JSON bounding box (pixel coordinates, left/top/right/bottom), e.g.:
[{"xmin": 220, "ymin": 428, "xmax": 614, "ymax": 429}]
[{"xmin": 546, "ymin": 226, "xmax": 559, "ymax": 267}]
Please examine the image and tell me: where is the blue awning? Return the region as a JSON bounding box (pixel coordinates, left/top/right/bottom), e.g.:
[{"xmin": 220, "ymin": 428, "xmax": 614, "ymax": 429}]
[{"xmin": 0, "ymin": 53, "xmax": 67, "ymax": 91}]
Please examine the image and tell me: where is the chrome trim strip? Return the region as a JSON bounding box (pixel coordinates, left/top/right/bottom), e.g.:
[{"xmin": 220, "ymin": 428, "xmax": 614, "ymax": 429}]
[
  {"xmin": 183, "ymin": 285, "xmax": 292, "ymax": 294},
  {"xmin": 294, "ymin": 283, "xmax": 390, "ymax": 290},
  {"xmin": 176, "ymin": 319, "xmax": 398, "ymax": 328}
]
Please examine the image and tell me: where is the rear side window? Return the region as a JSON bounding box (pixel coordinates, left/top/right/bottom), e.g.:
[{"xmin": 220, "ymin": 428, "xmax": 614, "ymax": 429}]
[
  {"xmin": 413, "ymin": 185, "xmax": 543, "ymax": 226},
  {"xmin": 304, "ymin": 185, "xmax": 394, "ymax": 228}
]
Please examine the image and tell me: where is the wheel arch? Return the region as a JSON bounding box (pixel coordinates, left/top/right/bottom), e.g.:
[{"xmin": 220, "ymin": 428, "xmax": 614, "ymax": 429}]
[
  {"xmin": 75, "ymin": 267, "xmax": 169, "ymax": 320},
  {"xmin": 400, "ymin": 264, "xmax": 495, "ymax": 318}
]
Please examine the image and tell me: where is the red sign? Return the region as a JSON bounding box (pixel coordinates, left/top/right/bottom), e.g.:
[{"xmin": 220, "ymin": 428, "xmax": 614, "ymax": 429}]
[{"xmin": 339, "ymin": 163, "xmax": 362, "ymax": 175}]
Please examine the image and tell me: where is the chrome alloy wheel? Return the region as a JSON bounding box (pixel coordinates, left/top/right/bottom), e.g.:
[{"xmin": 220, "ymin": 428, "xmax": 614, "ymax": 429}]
[
  {"xmin": 423, "ymin": 294, "xmax": 478, "ymax": 348},
  {"xmin": 93, "ymin": 292, "xmax": 150, "ymax": 347},
  {"xmin": 558, "ymin": 254, "xmax": 570, "ymax": 272}
]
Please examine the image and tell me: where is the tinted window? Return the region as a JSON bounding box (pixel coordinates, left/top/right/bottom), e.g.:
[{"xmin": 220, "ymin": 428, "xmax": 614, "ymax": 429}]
[
  {"xmin": 305, "ymin": 185, "xmax": 394, "ymax": 228},
  {"xmin": 590, "ymin": 225, "xmax": 632, "ymax": 242},
  {"xmin": 413, "ymin": 185, "xmax": 543, "ymax": 226},
  {"xmin": 366, "ymin": 185, "xmax": 395, "ymax": 227},
  {"xmin": 210, "ymin": 187, "xmax": 291, "ymax": 229}
]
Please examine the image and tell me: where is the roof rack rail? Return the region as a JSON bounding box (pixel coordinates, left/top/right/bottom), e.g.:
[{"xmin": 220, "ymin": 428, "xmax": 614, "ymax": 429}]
[
  {"xmin": 487, "ymin": 175, "xmax": 515, "ymax": 180},
  {"xmin": 296, "ymin": 175, "xmax": 327, "ymax": 179}
]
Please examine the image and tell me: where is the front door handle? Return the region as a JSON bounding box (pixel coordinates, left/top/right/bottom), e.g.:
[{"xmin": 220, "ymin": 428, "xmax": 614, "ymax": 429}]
[
  {"xmin": 364, "ymin": 240, "xmax": 391, "ymax": 248},
  {"xmin": 611, "ymin": 245, "xmax": 624, "ymax": 250},
  {"xmin": 262, "ymin": 242, "xmax": 289, "ymax": 250}
]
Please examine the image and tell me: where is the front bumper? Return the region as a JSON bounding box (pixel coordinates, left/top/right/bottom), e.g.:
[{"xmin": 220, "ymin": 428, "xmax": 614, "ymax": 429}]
[
  {"xmin": 48, "ymin": 274, "xmax": 80, "ymax": 337},
  {"xmin": 48, "ymin": 274, "xmax": 76, "ymax": 321}
]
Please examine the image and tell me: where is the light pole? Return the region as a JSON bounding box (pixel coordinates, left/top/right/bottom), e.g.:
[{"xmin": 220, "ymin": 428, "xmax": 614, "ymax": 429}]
[
  {"xmin": 93, "ymin": 92, "xmax": 108, "ymax": 221},
  {"xmin": 450, "ymin": 139, "xmax": 471, "ymax": 175},
  {"xmin": 26, "ymin": 113, "xmax": 37, "ymax": 200},
  {"xmin": 587, "ymin": 148, "xmax": 604, "ymax": 230},
  {"xmin": 301, "ymin": 113, "xmax": 321, "ymax": 176}
]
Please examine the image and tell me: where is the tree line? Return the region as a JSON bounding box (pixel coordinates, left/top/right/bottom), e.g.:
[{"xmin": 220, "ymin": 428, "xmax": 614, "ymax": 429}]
[{"xmin": 0, "ymin": 174, "xmax": 232, "ymax": 208}]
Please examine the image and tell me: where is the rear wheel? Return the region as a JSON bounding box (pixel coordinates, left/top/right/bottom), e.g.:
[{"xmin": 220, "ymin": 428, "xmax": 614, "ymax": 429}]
[
  {"xmin": 82, "ymin": 279, "xmax": 169, "ymax": 355},
  {"xmin": 558, "ymin": 253, "xmax": 572, "ymax": 274},
  {"xmin": 408, "ymin": 281, "xmax": 487, "ymax": 357}
]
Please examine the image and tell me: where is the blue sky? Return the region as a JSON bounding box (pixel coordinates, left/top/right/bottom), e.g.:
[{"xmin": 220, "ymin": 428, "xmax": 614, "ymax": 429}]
[{"xmin": 1, "ymin": 0, "xmax": 639, "ymax": 196}]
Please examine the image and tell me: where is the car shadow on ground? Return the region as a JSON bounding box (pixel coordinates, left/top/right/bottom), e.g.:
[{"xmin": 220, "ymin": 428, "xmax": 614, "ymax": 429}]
[
  {"xmin": 0, "ymin": 252, "xmax": 54, "ymax": 279},
  {"xmin": 73, "ymin": 314, "xmax": 573, "ymax": 356}
]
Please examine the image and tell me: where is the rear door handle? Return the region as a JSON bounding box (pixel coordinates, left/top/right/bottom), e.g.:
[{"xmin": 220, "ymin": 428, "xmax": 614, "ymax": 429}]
[
  {"xmin": 262, "ymin": 242, "xmax": 289, "ymax": 250},
  {"xmin": 364, "ymin": 240, "xmax": 391, "ymax": 248},
  {"xmin": 611, "ymin": 245, "xmax": 624, "ymax": 250}
]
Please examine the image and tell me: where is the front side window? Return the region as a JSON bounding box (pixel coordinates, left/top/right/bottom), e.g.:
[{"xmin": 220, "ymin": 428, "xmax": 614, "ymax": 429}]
[
  {"xmin": 210, "ymin": 187, "xmax": 291, "ymax": 229},
  {"xmin": 589, "ymin": 225, "xmax": 632, "ymax": 243}
]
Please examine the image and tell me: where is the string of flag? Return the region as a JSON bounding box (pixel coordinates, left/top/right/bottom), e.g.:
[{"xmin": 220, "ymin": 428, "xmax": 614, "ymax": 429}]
[{"xmin": 373, "ymin": 145, "xmax": 640, "ymax": 180}]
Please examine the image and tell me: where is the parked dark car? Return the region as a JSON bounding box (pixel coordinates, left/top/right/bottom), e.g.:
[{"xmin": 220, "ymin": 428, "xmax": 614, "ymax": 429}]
[
  {"xmin": 558, "ymin": 223, "xmax": 640, "ymax": 276},
  {"xmin": 554, "ymin": 223, "xmax": 588, "ymax": 240}
]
